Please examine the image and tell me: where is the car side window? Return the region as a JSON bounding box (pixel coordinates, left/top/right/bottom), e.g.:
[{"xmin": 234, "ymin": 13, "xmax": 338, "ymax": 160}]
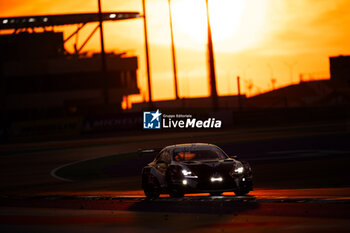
[
  {"xmin": 154, "ymin": 153, "xmax": 161, "ymax": 163},
  {"xmin": 158, "ymin": 150, "xmax": 171, "ymax": 164},
  {"xmin": 164, "ymin": 151, "xmax": 171, "ymax": 164}
]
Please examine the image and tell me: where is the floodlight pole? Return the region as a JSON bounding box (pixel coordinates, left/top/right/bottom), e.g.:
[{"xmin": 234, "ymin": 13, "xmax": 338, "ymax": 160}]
[
  {"xmin": 142, "ymin": 0, "xmax": 153, "ymax": 106},
  {"xmin": 205, "ymin": 0, "xmax": 218, "ymax": 110},
  {"xmin": 97, "ymin": 0, "xmax": 109, "ymax": 104},
  {"xmin": 168, "ymin": 0, "xmax": 179, "ymax": 100},
  {"xmin": 237, "ymin": 76, "xmax": 242, "ymax": 109}
]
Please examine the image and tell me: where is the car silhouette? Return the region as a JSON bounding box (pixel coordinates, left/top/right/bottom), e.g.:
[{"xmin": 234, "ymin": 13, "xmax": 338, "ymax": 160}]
[{"xmin": 141, "ymin": 143, "xmax": 253, "ymax": 198}]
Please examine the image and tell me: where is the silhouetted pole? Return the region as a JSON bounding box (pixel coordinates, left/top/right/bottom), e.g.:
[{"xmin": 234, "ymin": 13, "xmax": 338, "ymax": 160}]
[
  {"xmin": 284, "ymin": 61, "xmax": 297, "ymax": 84},
  {"xmin": 205, "ymin": 0, "xmax": 218, "ymax": 110},
  {"xmin": 97, "ymin": 0, "xmax": 109, "ymax": 104},
  {"xmin": 142, "ymin": 0, "xmax": 153, "ymax": 106},
  {"xmin": 168, "ymin": 0, "xmax": 179, "ymax": 99},
  {"xmin": 237, "ymin": 76, "xmax": 242, "ymax": 109}
]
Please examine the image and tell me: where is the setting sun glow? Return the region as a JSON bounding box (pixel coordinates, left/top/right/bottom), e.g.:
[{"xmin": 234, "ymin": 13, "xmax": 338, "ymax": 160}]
[
  {"xmin": 1, "ymin": 0, "xmax": 350, "ymax": 104},
  {"xmin": 171, "ymin": 0, "xmax": 267, "ymax": 51}
]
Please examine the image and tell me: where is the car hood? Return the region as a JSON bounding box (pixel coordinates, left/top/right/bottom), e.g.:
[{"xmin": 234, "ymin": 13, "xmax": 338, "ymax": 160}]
[{"xmin": 179, "ymin": 159, "xmax": 235, "ymax": 178}]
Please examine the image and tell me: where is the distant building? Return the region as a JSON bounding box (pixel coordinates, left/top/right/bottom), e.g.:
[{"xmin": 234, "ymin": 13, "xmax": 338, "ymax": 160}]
[
  {"xmin": 0, "ymin": 31, "xmax": 139, "ymax": 121},
  {"xmin": 245, "ymin": 79, "xmax": 350, "ymax": 108},
  {"xmin": 245, "ymin": 80, "xmax": 335, "ymax": 108},
  {"xmin": 241, "ymin": 55, "xmax": 350, "ymax": 108},
  {"xmin": 330, "ymin": 55, "xmax": 350, "ymax": 84}
]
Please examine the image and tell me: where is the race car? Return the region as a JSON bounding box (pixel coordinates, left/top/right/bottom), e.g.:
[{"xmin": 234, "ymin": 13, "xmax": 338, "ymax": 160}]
[{"xmin": 141, "ymin": 143, "xmax": 253, "ymax": 198}]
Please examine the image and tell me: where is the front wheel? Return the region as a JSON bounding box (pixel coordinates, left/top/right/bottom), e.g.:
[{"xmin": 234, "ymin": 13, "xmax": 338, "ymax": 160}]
[
  {"xmin": 143, "ymin": 175, "xmax": 161, "ymax": 199},
  {"xmin": 210, "ymin": 192, "xmax": 222, "ymax": 196},
  {"xmin": 169, "ymin": 188, "xmax": 184, "ymax": 198},
  {"xmin": 234, "ymin": 190, "xmax": 250, "ymax": 196},
  {"xmin": 166, "ymin": 169, "xmax": 185, "ymax": 198}
]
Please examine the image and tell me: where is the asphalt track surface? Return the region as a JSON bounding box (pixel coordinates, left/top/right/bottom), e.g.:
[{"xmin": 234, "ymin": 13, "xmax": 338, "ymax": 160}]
[
  {"xmin": 1, "ymin": 189, "xmax": 350, "ymax": 233},
  {"xmin": 1, "ymin": 123, "xmax": 350, "ymax": 232}
]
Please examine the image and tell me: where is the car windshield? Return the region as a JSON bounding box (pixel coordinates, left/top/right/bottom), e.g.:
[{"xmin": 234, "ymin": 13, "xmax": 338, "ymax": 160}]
[{"xmin": 173, "ymin": 147, "xmax": 228, "ymax": 162}]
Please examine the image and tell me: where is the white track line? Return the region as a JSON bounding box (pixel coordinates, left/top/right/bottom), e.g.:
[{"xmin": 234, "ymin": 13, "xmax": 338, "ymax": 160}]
[{"xmin": 50, "ymin": 153, "xmax": 122, "ymax": 182}]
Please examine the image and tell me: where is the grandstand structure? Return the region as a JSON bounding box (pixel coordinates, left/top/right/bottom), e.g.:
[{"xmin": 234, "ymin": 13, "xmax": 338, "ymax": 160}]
[{"xmin": 0, "ymin": 12, "xmax": 140, "ymax": 121}]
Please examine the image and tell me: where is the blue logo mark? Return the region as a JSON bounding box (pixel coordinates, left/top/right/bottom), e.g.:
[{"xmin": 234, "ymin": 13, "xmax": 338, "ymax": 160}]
[{"xmin": 143, "ymin": 110, "xmax": 162, "ymax": 129}]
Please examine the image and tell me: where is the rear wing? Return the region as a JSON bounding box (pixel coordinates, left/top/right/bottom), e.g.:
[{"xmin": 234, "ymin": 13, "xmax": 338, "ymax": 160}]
[{"xmin": 137, "ymin": 148, "xmax": 162, "ymax": 157}]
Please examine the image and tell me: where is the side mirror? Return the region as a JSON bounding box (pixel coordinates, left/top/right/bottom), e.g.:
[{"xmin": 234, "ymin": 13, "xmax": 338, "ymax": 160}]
[{"xmin": 230, "ymin": 155, "xmax": 238, "ymax": 159}]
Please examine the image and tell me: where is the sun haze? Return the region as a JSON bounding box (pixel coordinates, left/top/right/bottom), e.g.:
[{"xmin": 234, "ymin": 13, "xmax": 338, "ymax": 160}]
[{"xmin": 1, "ymin": 0, "xmax": 350, "ymax": 104}]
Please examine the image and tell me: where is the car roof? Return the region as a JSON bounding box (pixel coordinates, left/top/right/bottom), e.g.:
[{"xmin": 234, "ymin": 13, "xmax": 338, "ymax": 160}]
[{"xmin": 163, "ymin": 143, "xmax": 220, "ymax": 151}]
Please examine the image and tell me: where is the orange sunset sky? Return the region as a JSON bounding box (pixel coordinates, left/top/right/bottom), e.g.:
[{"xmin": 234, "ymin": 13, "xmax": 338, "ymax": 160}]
[{"xmin": 1, "ymin": 0, "xmax": 350, "ymax": 105}]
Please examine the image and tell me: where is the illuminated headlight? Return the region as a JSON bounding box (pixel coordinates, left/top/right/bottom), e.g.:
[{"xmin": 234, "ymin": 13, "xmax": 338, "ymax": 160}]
[
  {"xmin": 182, "ymin": 169, "xmax": 198, "ymax": 178},
  {"xmin": 182, "ymin": 169, "xmax": 191, "ymax": 176},
  {"xmin": 210, "ymin": 177, "xmax": 223, "ymax": 182},
  {"xmin": 234, "ymin": 162, "xmax": 244, "ymax": 174},
  {"xmin": 182, "ymin": 179, "xmax": 188, "ymax": 185}
]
